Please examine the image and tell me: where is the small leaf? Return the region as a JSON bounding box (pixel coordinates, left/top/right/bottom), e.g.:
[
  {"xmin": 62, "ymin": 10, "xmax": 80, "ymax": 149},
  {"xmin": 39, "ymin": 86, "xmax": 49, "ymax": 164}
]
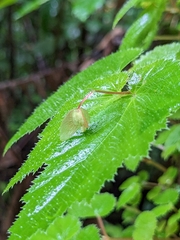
[
  {"xmin": 71, "ymin": 225, "xmax": 100, "ymax": 240},
  {"xmin": 60, "ymin": 108, "xmax": 89, "ymax": 141},
  {"xmin": 105, "ymin": 223, "xmax": 123, "ymax": 238},
  {"xmin": 158, "ymin": 166, "xmax": 178, "ymax": 185},
  {"xmin": 68, "ymin": 193, "xmax": 116, "ymax": 218},
  {"xmin": 152, "ymin": 203, "xmax": 173, "ymax": 217},
  {"xmin": 122, "ymin": 209, "xmax": 138, "ymax": 224},
  {"xmin": 117, "ymin": 182, "xmax": 140, "ymax": 208},
  {"xmin": 168, "ymin": 210, "xmax": 180, "ymax": 226},
  {"xmin": 133, "ymin": 211, "xmax": 157, "ymax": 240},
  {"xmin": 0, "ymin": 0, "xmax": 16, "ymax": 8},
  {"xmin": 153, "ymin": 188, "xmax": 179, "ymax": 205},
  {"xmin": 119, "ymin": 176, "xmax": 140, "ymax": 190},
  {"xmin": 29, "ymin": 215, "xmax": 81, "ymax": 240},
  {"xmin": 165, "ymin": 221, "xmax": 179, "ymax": 238},
  {"xmin": 138, "ymin": 170, "xmax": 149, "ymax": 182},
  {"xmin": 147, "ymin": 186, "xmax": 161, "ymax": 201},
  {"xmin": 14, "ymin": 0, "xmax": 50, "ymax": 20}
]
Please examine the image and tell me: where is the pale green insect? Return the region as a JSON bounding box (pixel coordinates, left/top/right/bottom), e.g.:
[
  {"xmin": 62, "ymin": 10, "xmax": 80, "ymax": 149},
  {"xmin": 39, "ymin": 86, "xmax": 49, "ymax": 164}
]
[{"xmin": 60, "ymin": 108, "xmax": 89, "ymax": 141}]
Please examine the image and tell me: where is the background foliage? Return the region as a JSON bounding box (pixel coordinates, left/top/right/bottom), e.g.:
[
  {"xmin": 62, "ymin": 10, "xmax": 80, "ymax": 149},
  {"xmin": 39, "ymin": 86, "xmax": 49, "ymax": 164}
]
[{"xmin": 1, "ymin": 0, "xmax": 180, "ymax": 240}]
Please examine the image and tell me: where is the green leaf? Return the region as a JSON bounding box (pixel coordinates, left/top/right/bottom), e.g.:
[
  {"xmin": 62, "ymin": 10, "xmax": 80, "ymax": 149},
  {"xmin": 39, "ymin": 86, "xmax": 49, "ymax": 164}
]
[
  {"xmin": 28, "ymin": 215, "xmax": 81, "ymax": 240},
  {"xmin": 133, "ymin": 211, "xmax": 157, "ymax": 240},
  {"xmin": 4, "ymin": 48, "xmax": 142, "ymax": 155},
  {"xmin": 105, "ymin": 223, "xmax": 123, "ymax": 238},
  {"xmin": 117, "ymin": 182, "xmax": 141, "ymax": 208},
  {"xmin": 71, "ymin": 0, "xmax": 106, "ymax": 22},
  {"xmin": 14, "ymin": 0, "xmax": 50, "ymax": 20},
  {"xmin": 71, "ymin": 225, "xmax": 100, "ymax": 240},
  {"xmin": 122, "ymin": 209, "xmax": 138, "ymax": 224},
  {"xmin": 167, "ymin": 210, "xmax": 180, "ymax": 226},
  {"xmin": 165, "ymin": 221, "xmax": 179, "ymax": 238},
  {"xmin": 147, "ymin": 186, "xmax": 161, "ymax": 201},
  {"xmin": 113, "ymin": 0, "xmax": 141, "ymax": 28},
  {"xmin": 153, "ymin": 188, "xmax": 179, "ymax": 205},
  {"xmin": 0, "ymin": 0, "xmax": 16, "ymax": 8},
  {"xmin": 68, "ymin": 193, "xmax": 116, "ymax": 218},
  {"xmin": 159, "ymin": 125, "xmax": 180, "ymax": 159},
  {"xmin": 152, "ymin": 203, "xmax": 173, "ymax": 217},
  {"xmin": 138, "ymin": 170, "xmax": 149, "ymax": 182},
  {"xmin": 120, "ymin": 0, "xmax": 167, "ymax": 50},
  {"xmin": 119, "ymin": 176, "xmax": 140, "ymax": 190},
  {"xmin": 158, "ymin": 166, "xmax": 178, "ymax": 185},
  {"xmin": 134, "ymin": 42, "xmax": 180, "ymax": 67},
  {"xmin": 5, "ymin": 47, "xmax": 180, "ymax": 239}
]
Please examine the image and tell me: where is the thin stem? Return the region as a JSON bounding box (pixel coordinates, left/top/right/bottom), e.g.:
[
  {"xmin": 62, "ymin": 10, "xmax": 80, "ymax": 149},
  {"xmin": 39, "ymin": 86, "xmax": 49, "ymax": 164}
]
[
  {"xmin": 78, "ymin": 90, "xmax": 94, "ymax": 109},
  {"xmin": 78, "ymin": 90, "xmax": 131, "ymax": 109},
  {"xmin": 142, "ymin": 158, "xmax": 166, "ymax": 172},
  {"xmin": 155, "ymin": 35, "xmax": 180, "ymax": 41},
  {"xmin": 96, "ymin": 216, "xmax": 109, "ymax": 238},
  {"xmin": 94, "ymin": 90, "xmax": 131, "ymax": 95}
]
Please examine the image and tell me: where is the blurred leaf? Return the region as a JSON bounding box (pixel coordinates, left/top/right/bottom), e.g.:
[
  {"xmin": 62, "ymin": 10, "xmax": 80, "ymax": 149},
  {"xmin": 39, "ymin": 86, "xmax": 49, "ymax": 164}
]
[
  {"xmin": 119, "ymin": 176, "xmax": 140, "ymax": 190},
  {"xmin": 117, "ymin": 182, "xmax": 141, "ymax": 208},
  {"xmin": 153, "ymin": 188, "xmax": 179, "ymax": 205},
  {"xmin": 138, "ymin": 170, "xmax": 149, "ymax": 182},
  {"xmin": 122, "ymin": 208, "xmax": 138, "ymax": 224},
  {"xmin": 166, "ymin": 211, "xmax": 180, "ymax": 237},
  {"xmin": 158, "ymin": 166, "xmax": 178, "ymax": 185},
  {"xmin": 120, "ymin": 225, "xmax": 134, "ymax": 237},
  {"xmin": 147, "ymin": 186, "xmax": 161, "ymax": 201},
  {"xmin": 0, "ymin": 0, "xmax": 16, "ymax": 8},
  {"xmin": 155, "ymin": 125, "xmax": 180, "ymax": 159},
  {"xmin": 120, "ymin": 0, "xmax": 166, "ymax": 50},
  {"xmin": 71, "ymin": 0, "xmax": 106, "ymax": 22},
  {"xmin": 133, "ymin": 211, "xmax": 157, "ymax": 240},
  {"xmin": 14, "ymin": 0, "xmax": 50, "ymax": 20},
  {"xmin": 113, "ymin": 0, "xmax": 141, "ymax": 28},
  {"xmin": 152, "ymin": 203, "xmax": 173, "ymax": 217},
  {"xmin": 68, "ymin": 193, "xmax": 116, "ymax": 218},
  {"xmin": 165, "ymin": 221, "xmax": 179, "ymax": 238},
  {"xmin": 105, "ymin": 223, "xmax": 123, "ymax": 238}
]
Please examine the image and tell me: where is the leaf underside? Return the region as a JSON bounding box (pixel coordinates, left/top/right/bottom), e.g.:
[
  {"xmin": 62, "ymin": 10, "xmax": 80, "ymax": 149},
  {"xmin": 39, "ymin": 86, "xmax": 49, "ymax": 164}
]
[{"xmin": 4, "ymin": 44, "xmax": 180, "ymax": 239}]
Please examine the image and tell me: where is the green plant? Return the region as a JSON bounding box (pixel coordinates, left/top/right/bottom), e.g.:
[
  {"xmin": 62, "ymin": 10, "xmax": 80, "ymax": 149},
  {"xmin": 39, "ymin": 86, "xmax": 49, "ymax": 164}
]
[{"xmin": 3, "ymin": 0, "xmax": 180, "ymax": 239}]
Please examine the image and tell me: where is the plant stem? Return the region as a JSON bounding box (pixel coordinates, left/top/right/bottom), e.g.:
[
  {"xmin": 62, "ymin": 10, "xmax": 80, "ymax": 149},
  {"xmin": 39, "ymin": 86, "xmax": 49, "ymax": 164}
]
[
  {"xmin": 96, "ymin": 216, "xmax": 109, "ymax": 238},
  {"xmin": 78, "ymin": 90, "xmax": 131, "ymax": 109},
  {"xmin": 142, "ymin": 158, "xmax": 166, "ymax": 172}
]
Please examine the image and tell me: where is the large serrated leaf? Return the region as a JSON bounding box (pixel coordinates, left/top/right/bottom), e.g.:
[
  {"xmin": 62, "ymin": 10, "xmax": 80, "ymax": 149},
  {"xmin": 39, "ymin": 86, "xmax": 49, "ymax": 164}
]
[
  {"xmin": 6, "ymin": 51, "xmax": 180, "ymax": 239},
  {"xmin": 4, "ymin": 48, "xmax": 142, "ymax": 155}
]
